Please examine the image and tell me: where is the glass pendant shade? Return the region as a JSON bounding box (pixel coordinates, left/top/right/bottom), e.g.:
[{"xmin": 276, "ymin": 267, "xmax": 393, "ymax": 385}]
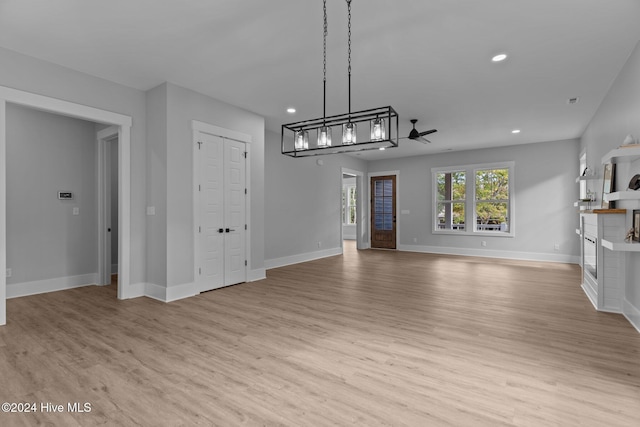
[
  {"xmin": 342, "ymin": 122, "xmax": 357, "ymax": 145},
  {"xmin": 370, "ymin": 117, "xmax": 386, "ymax": 141},
  {"xmin": 317, "ymin": 126, "xmax": 332, "ymax": 147},
  {"xmin": 294, "ymin": 130, "xmax": 309, "ymax": 150}
]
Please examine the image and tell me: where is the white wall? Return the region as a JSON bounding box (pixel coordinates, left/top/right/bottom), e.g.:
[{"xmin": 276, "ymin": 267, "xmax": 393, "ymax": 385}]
[
  {"xmin": 581, "ymin": 40, "xmax": 640, "ymax": 329},
  {"xmin": 144, "ymin": 82, "xmax": 266, "ymax": 291},
  {"xmin": 6, "ymin": 104, "xmax": 97, "ymax": 288},
  {"xmin": 264, "ymin": 129, "xmax": 367, "ymax": 267},
  {"xmin": 368, "ymin": 139, "xmax": 581, "ymax": 262},
  {"xmin": 145, "ymin": 84, "xmax": 168, "ymax": 288}
]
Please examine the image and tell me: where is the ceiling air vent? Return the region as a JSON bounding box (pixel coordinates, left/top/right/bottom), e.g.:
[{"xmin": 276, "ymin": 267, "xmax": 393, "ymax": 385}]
[{"xmin": 567, "ymin": 97, "xmax": 580, "ymax": 105}]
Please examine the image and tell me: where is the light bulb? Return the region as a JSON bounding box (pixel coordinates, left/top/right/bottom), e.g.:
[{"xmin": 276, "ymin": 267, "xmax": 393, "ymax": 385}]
[
  {"xmin": 317, "ymin": 126, "xmax": 332, "ymax": 147},
  {"xmin": 370, "ymin": 118, "xmax": 386, "ymax": 141},
  {"xmin": 342, "ymin": 122, "xmax": 357, "ymax": 145}
]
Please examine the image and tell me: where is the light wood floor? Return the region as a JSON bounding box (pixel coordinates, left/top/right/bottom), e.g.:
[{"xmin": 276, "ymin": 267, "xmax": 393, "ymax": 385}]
[{"xmin": 1, "ymin": 242, "xmax": 639, "ymax": 426}]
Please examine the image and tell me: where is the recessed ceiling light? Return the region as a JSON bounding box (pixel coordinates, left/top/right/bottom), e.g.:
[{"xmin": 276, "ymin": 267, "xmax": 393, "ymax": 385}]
[
  {"xmin": 286, "ymin": 107, "xmax": 296, "ymax": 114},
  {"xmin": 492, "ymin": 53, "xmax": 508, "ymax": 62},
  {"xmin": 512, "ymin": 129, "xmax": 521, "ymax": 134},
  {"xmin": 379, "ymin": 147, "xmax": 386, "ymax": 151}
]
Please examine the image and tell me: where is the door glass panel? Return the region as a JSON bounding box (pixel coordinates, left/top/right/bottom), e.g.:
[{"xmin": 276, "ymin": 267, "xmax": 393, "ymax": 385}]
[
  {"xmin": 383, "ymin": 198, "xmax": 392, "ymax": 213},
  {"xmin": 375, "ymin": 180, "xmax": 384, "ymax": 196},
  {"xmin": 383, "ymin": 179, "xmax": 392, "ymax": 196}
]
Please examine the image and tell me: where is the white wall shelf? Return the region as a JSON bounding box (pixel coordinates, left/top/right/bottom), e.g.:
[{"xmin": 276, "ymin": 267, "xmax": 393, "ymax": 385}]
[
  {"xmin": 576, "ymin": 175, "xmax": 600, "ymax": 183},
  {"xmin": 602, "ymin": 239, "xmax": 640, "ymax": 252},
  {"xmin": 604, "ymin": 190, "xmax": 640, "ymax": 202},
  {"xmin": 601, "ymin": 146, "xmax": 640, "ymax": 164}
]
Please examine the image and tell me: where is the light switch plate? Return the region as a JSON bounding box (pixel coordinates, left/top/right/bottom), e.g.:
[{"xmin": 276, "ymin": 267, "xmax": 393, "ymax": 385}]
[{"xmin": 72, "ymin": 207, "xmax": 80, "ymax": 215}]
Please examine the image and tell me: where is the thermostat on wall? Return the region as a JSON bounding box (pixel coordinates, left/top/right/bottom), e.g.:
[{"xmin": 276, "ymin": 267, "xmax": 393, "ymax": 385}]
[{"xmin": 58, "ymin": 191, "xmax": 73, "ymax": 200}]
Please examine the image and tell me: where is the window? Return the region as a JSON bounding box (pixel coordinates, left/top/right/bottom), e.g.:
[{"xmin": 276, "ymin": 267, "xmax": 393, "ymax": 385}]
[
  {"xmin": 436, "ymin": 171, "xmax": 466, "ymax": 231},
  {"xmin": 433, "ymin": 162, "xmax": 514, "ymax": 236},
  {"xmin": 342, "ymin": 184, "xmax": 357, "ymax": 225},
  {"xmin": 475, "ymin": 168, "xmax": 510, "ymax": 232}
]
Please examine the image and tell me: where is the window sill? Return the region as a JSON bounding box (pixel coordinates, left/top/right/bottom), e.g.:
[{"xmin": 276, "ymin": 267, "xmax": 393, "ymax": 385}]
[{"xmin": 433, "ymin": 230, "xmax": 514, "ymax": 238}]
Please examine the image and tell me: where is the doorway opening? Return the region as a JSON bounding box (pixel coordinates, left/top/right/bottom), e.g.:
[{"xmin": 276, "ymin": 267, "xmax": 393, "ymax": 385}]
[
  {"xmin": 1, "ymin": 85, "xmax": 133, "ymax": 326},
  {"xmin": 97, "ymin": 126, "xmax": 119, "ymax": 289},
  {"xmin": 341, "ymin": 168, "xmax": 365, "ymax": 250},
  {"xmin": 342, "ymin": 173, "xmax": 357, "ymax": 242}
]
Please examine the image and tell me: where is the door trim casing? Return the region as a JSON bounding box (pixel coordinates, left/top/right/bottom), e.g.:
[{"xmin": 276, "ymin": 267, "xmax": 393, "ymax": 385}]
[
  {"xmin": 0, "ymin": 85, "xmax": 133, "ymax": 326},
  {"xmin": 192, "ymin": 120, "xmax": 252, "ymax": 291},
  {"xmin": 368, "ymin": 170, "xmax": 399, "ymax": 249}
]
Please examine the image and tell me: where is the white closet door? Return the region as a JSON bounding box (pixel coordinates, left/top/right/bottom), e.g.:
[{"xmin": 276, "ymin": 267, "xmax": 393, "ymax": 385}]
[
  {"xmin": 198, "ymin": 133, "xmax": 224, "ymax": 292},
  {"xmin": 196, "ymin": 132, "xmax": 246, "ymax": 292},
  {"xmin": 224, "ymin": 139, "xmax": 246, "ymax": 286}
]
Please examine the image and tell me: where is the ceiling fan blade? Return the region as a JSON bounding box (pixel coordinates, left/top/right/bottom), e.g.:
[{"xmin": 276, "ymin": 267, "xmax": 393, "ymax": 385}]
[
  {"xmin": 402, "ymin": 136, "xmax": 430, "ymax": 144},
  {"xmin": 419, "ymin": 129, "xmax": 437, "ymax": 136}
]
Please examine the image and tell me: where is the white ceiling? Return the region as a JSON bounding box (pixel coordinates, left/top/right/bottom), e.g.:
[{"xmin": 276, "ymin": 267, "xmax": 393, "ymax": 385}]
[{"xmin": 1, "ymin": 0, "xmax": 639, "ymax": 160}]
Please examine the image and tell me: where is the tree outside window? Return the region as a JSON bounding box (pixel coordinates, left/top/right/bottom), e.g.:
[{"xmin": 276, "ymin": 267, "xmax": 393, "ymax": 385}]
[
  {"xmin": 436, "ymin": 171, "xmax": 465, "ymax": 231},
  {"xmin": 475, "ymin": 168, "xmax": 509, "ymax": 232}
]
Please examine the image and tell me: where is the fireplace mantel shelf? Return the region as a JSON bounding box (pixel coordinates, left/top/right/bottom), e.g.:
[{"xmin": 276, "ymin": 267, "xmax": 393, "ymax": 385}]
[{"xmin": 582, "ymin": 209, "xmax": 626, "ymax": 214}]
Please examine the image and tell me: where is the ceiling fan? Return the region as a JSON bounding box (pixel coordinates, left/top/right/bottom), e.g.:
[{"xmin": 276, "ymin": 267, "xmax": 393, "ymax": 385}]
[{"xmin": 403, "ymin": 119, "xmax": 437, "ymax": 144}]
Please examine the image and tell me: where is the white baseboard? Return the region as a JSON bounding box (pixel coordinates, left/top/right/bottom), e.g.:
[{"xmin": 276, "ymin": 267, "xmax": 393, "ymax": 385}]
[
  {"xmin": 7, "ymin": 274, "xmax": 98, "ymax": 299},
  {"xmin": 581, "ymin": 284, "xmax": 598, "ymax": 310},
  {"xmin": 122, "ymin": 282, "xmax": 146, "ymax": 299},
  {"xmin": 265, "ymin": 247, "xmax": 343, "ymax": 270},
  {"xmin": 397, "ymin": 244, "xmax": 580, "ymax": 264},
  {"xmin": 143, "ymin": 282, "xmax": 167, "ymax": 302},
  {"xmin": 165, "ymin": 282, "xmax": 199, "ymax": 303},
  {"xmin": 623, "ymin": 298, "xmax": 640, "ymax": 334},
  {"xmin": 248, "ymin": 268, "xmax": 266, "ymax": 282}
]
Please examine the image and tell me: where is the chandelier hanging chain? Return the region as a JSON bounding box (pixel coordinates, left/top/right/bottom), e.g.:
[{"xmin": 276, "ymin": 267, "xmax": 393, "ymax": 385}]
[
  {"xmin": 280, "ymin": 0, "xmax": 399, "ymax": 157},
  {"xmin": 323, "ymin": 0, "xmax": 328, "ymax": 123},
  {"xmin": 347, "ymin": 0, "xmax": 352, "ymax": 116}
]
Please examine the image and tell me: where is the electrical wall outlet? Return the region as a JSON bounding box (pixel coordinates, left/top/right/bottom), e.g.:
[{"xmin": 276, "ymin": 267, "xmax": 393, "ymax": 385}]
[
  {"xmin": 6, "ymin": 268, "xmax": 11, "ymax": 278},
  {"xmin": 481, "ymin": 241, "xmax": 487, "ymax": 247},
  {"xmin": 317, "ymin": 241, "xmax": 322, "ymax": 248},
  {"xmin": 554, "ymin": 243, "xmax": 560, "ymax": 251}
]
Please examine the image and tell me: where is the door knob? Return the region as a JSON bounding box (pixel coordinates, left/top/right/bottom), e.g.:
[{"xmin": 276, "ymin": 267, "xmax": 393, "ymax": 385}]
[{"xmin": 225, "ymin": 228, "xmax": 235, "ymax": 233}]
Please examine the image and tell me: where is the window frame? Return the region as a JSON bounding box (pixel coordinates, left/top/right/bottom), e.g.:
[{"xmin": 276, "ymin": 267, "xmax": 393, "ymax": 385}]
[
  {"xmin": 432, "ymin": 161, "xmax": 515, "ymax": 237},
  {"xmin": 434, "ymin": 168, "xmax": 467, "ymax": 232}
]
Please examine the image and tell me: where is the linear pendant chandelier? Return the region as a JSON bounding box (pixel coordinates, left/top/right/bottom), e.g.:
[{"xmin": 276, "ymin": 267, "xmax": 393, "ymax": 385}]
[{"xmin": 281, "ymin": 0, "xmax": 399, "ymax": 157}]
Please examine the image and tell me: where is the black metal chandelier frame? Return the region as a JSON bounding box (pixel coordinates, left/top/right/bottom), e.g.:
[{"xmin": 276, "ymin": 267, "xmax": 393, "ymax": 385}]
[
  {"xmin": 281, "ymin": 0, "xmax": 399, "ymax": 158},
  {"xmin": 282, "ymin": 106, "xmax": 399, "ymax": 157}
]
